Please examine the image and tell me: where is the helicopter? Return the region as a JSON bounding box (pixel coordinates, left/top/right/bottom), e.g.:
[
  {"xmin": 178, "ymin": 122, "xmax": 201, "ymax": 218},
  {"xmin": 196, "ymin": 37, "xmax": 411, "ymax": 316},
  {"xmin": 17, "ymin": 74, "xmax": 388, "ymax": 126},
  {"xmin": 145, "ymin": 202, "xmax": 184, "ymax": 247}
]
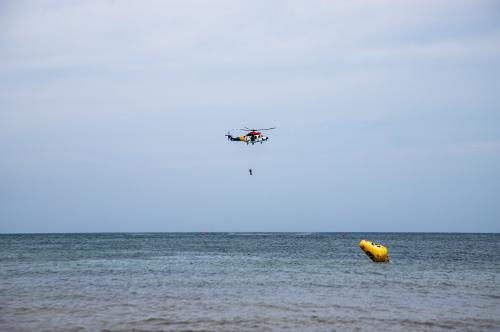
[{"xmin": 225, "ymin": 127, "xmax": 276, "ymax": 145}]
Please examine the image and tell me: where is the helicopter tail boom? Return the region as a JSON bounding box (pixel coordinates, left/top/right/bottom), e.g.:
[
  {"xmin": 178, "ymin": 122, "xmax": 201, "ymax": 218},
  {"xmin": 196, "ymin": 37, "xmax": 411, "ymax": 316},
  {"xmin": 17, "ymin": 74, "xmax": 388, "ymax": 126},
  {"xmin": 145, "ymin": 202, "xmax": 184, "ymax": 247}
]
[{"xmin": 225, "ymin": 134, "xmax": 244, "ymax": 141}]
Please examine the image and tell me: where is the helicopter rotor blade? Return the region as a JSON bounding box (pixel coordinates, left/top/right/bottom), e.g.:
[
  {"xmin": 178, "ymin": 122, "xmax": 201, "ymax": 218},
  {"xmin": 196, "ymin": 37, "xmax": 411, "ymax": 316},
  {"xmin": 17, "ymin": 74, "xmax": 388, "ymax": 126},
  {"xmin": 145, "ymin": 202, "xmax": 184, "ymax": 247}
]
[{"xmin": 238, "ymin": 127, "xmax": 276, "ymax": 131}]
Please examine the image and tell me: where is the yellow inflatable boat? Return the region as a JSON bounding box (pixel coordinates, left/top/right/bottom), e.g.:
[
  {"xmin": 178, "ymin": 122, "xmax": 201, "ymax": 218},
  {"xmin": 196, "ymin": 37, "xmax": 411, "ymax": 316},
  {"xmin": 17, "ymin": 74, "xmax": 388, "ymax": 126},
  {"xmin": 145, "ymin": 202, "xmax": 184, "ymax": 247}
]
[{"xmin": 359, "ymin": 240, "xmax": 389, "ymax": 262}]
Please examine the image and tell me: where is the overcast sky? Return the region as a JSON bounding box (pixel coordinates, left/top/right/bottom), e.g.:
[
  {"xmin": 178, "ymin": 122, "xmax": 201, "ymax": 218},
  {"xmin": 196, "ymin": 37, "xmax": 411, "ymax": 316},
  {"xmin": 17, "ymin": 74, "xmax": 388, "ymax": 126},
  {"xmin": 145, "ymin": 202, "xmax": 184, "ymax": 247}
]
[{"xmin": 1, "ymin": 0, "xmax": 499, "ymax": 233}]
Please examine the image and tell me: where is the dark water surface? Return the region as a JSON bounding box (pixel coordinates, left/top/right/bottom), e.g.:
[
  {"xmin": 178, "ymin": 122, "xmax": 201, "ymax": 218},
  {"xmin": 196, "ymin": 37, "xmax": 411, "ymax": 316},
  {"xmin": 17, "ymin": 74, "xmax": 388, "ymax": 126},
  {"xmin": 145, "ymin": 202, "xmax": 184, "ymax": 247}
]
[{"xmin": 1, "ymin": 233, "xmax": 499, "ymax": 331}]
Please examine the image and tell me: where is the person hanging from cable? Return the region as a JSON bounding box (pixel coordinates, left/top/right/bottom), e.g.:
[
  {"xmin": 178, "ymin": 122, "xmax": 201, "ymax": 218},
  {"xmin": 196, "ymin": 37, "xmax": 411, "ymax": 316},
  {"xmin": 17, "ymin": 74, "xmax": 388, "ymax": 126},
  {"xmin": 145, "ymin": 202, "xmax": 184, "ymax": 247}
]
[{"xmin": 249, "ymin": 169, "xmax": 253, "ymax": 175}]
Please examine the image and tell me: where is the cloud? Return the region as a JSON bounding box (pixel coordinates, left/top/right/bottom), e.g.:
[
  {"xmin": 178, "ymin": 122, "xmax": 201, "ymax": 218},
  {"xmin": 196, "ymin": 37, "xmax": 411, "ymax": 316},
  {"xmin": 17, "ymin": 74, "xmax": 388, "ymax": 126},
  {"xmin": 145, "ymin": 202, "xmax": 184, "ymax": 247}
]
[
  {"xmin": 1, "ymin": 0, "xmax": 499, "ymax": 232},
  {"xmin": 354, "ymin": 32, "xmax": 500, "ymax": 64},
  {"xmin": 2, "ymin": 0, "xmax": 499, "ymax": 74}
]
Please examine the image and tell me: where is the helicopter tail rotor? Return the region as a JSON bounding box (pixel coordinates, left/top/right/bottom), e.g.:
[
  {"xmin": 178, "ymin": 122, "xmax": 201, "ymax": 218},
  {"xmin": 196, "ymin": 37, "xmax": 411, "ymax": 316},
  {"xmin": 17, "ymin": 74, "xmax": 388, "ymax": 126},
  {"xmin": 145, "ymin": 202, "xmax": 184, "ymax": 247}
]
[{"xmin": 226, "ymin": 131, "xmax": 238, "ymax": 141}]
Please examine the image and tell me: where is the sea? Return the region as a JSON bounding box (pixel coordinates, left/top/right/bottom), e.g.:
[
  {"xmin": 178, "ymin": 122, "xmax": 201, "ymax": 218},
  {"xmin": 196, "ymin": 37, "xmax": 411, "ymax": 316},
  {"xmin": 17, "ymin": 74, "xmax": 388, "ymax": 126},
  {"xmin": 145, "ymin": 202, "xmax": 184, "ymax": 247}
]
[{"xmin": 0, "ymin": 233, "xmax": 499, "ymax": 331}]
